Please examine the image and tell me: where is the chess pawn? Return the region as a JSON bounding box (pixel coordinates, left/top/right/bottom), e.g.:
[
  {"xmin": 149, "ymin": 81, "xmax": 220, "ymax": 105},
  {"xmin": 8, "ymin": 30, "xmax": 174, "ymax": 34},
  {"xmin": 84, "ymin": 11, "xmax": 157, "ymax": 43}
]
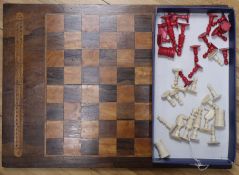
[
  {"xmin": 181, "ymin": 114, "xmax": 194, "ymax": 142},
  {"xmin": 161, "ymin": 90, "xmax": 176, "ymax": 107},
  {"xmin": 201, "ymin": 108, "xmax": 215, "ymax": 133},
  {"xmin": 169, "ymin": 90, "xmax": 183, "ymax": 105},
  {"xmin": 207, "ymin": 49, "xmax": 224, "ymax": 66},
  {"xmin": 172, "ymin": 68, "xmax": 182, "ymax": 86},
  {"xmin": 214, "ymin": 106, "xmax": 225, "ymax": 128},
  {"xmin": 191, "ymin": 108, "xmax": 202, "ymax": 141},
  {"xmin": 207, "ymin": 84, "xmax": 221, "ymax": 101},
  {"xmin": 154, "ymin": 139, "xmax": 170, "ymax": 158},
  {"xmin": 171, "ymin": 114, "xmax": 186, "ymax": 140},
  {"xmin": 208, "ymin": 126, "xmax": 220, "ymax": 145}
]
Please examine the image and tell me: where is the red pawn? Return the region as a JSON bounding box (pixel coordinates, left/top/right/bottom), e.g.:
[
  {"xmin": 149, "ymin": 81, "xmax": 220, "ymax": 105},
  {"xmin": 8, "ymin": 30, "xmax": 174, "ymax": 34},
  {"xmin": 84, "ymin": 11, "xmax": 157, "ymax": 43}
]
[
  {"xmin": 190, "ymin": 45, "xmax": 200, "ymax": 63},
  {"xmin": 178, "ymin": 71, "xmax": 193, "ymax": 87},
  {"xmin": 206, "ymin": 14, "xmax": 218, "ymax": 35},
  {"xmin": 220, "ymin": 48, "xmax": 229, "ymax": 65},
  {"xmin": 177, "ymin": 23, "xmax": 189, "ymax": 56}
]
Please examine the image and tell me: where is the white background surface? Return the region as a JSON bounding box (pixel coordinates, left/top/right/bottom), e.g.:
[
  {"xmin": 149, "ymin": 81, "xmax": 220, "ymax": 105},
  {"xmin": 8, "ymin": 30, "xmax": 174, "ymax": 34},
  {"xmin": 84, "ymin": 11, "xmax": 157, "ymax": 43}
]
[{"xmin": 153, "ymin": 13, "xmax": 229, "ymax": 160}]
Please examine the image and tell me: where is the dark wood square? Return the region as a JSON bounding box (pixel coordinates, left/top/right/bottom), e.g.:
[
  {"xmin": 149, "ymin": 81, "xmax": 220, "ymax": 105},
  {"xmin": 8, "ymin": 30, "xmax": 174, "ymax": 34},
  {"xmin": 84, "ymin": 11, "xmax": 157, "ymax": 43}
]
[
  {"xmin": 64, "ymin": 85, "xmax": 81, "ymax": 103},
  {"xmin": 47, "ymin": 32, "xmax": 64, "ymax": 50},
  {"xmin": 117, "ymin": 103, "xmax": 134, "ymax": 120},
  {"xmin": 135, "ymin": 85, "xmax": 152, "ymax": 102},
  {"xmin": 23, "ymin": 125, "xmax": 44, "ymax": 145},
  {"xmin": 80, "ymin": 139, "xmax": 99, "ymax": 155},
  {"xmin": 64, "ymin": 120, "xmax": 81, "ymax": 138},
  {"xmin": 64, "ymin": 14, "xmax": 81, "ymax": 32},
  {"xmin": 117, "ymin": 138, "xmax": 134, "ymax": 156},
  {"xmin": 64, "ymin": 49, "xmax": 81, "ymax": 66},
  {"xmin": 135, "ymin": 49, "xmax": 152, "ymax": 66},
  {"xmin": 100, "ymin": 15, "xmax": 117, "ymax": 32},
  {"xmin": 46, "ymin": 138, "xmax": 64, "ymax": 155},
  {"xmin": 80, "ymin": 104, "xmax": 99, "ymax": 121},
  {"xmin": 99, "ymin": 120, "xmax": 117, "ymax": 138},
  {"xmin": 47, "ymin": 103, "xmax": 63, "ymax": 121},
  {"xmin": 82, "ymin": 32, "xmax": 99, "ymax": 49},
  {"xmin": 47, "ymin": 67, "xmax": 64, "ymax": 85},
  {"xmin": 99, "ymin": 85, "xmax": 117, "ymax": 102},
  {"xmin": 117, "ymin": 68, "xmax": 135, "ymax": 85},
  {"xmin": 134, "ymin": 15, "xmax": 152, "ymax": 32},
  {"xmin": 82, "ymin": 67, "xmax": 99, "ymax": 84},
  {"xmin": 117, "ymin": 32, "xmax": 134, "ymax": 49},
  {"xmin": 99, "ymin": 49, "xmax": 117, "ymax": 66},
  {"xmin": 135, "ymin": 121, "xmax": 151, "ymax": 138}
]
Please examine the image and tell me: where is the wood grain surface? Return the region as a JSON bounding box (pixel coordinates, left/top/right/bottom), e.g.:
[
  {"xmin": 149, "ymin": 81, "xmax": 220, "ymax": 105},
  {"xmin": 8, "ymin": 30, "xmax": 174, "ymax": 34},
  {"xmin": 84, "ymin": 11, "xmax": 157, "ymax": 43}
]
[{"xmin": 0, "ymin": 0, "xmax": 239, "ymax": 174}]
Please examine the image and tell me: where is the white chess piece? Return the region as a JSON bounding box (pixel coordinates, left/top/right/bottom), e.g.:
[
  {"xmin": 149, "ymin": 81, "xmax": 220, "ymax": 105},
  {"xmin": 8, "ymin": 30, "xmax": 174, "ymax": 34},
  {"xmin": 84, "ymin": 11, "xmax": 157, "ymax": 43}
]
[
  {"xmin": 157, "ymin": 116, "xmax": 174, "ymax": 131},
  {"xmin": 208, "ymin": 126, "xmax": 220, "ymax": 145},
  {"xmin": 201, "ymin": 108, "xmax": 215, "ymax": 133},
  {"xmin": 169, "ymin": 90, "xmax": 183, "ymax": 105},
  {"xmin": 181, "ymin": 114, "xmax": 194, "ymax": 142},
  {"xmin": 172, "ymin": 68, "xmax": 182, "ymax": 87},
  {"xmin": 207, "ymin": 49, "xmax": 224, "ymax": 66},
  {"xmin": 207, "ymin": 84, "xmax": 221, "ymax": 101},
  {"xmin": 154, "ymin": 139, "xmax": 170, "ymax": 158},
  {"xmin": 191, "ymin": 108, "xmax": 202, "ymax": 141},
  {"xmin": 201, "ymin": 94, "xmax": 214, "ymax": 107},
  {"xmin": 214, "ymin": 106, "xmax": 225, "ymax": 128},
  {"xmin": 161, "ymin": 90, "xmax": 176, "ymax": 107},
  {"xmin": 171, "ymin": 114, "xmax": 187, "ymax": 140},
  {"xmin": 186, "ymin": 78, "xmax": 198, "ymax": 94}
]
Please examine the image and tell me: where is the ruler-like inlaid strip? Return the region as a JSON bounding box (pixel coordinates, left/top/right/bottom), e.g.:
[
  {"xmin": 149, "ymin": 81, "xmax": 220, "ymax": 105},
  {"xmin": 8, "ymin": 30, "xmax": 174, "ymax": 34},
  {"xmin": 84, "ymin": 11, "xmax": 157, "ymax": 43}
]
[{"xmin": 14, "ymin": 12, "xmax": 24, "ymax": 157}]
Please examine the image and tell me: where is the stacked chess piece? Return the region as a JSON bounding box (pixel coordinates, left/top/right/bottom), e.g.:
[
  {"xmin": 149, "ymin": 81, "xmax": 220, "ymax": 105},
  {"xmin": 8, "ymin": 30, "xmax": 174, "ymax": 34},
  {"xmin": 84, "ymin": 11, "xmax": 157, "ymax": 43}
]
[
  {"xmin": 158, "ymin": 84, "xmax": 225, "ymax": 149},
  {"xmin": 161, "ymin": 68, "xmax": 198, "ymax": 107}
]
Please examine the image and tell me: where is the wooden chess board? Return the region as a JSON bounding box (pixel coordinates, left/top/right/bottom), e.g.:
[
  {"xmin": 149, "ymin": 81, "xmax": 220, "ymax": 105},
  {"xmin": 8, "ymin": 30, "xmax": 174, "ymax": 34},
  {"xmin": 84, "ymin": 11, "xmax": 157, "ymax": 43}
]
[{"xmin": 3, "ymin": 4, "xmax": 155, "ymax": 167}]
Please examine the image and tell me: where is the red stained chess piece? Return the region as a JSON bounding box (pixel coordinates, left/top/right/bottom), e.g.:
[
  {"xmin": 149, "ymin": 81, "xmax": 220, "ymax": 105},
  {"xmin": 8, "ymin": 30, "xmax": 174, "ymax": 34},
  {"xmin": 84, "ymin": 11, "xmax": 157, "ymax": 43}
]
[
  {"xmin": 158, "ymin": 46, "xmax": 175, "ymax": 58},
  {"xmin": 161, "ymin": 15, "xmax": 177, "ymax": 51},
  {"xmin": 158, "ymin": 24, "xmax": 171, "ymax": 43},
  {"xmin": 212, "ymin": 13, "xmax": 228, "ymax": 26},
  {"xmin": 198, "ymin": 32, "xmax": 217, "ymax": 58},
  {"xmin": 198, "ymin": 32, "xmax": 211, "ymax": 48},
  {"xmin": 206, "ymin": 14, "xmax": 218, "ymax": 35},
  {"xmin": 177, "ymin": 23, "xmax": 189, "ymax": 56},
  {"xmin": 178, "ymin": 71, "xmax": 193, "ymax": 87},
  {"xmin": 188, "ymin": 63, "xmax": 203, "ymax": 78},
  {"xmin": 220, "ymin": 48, "xmax": 229, "ymax": 65},
  {"xmin": 190, "ymin": 45, "xmax": 200, "ymax": 63},
  {"xmin": 172, "ymin": 13, "xmax": 190, "ymax": 23},
  {"xmin": 211, "ymin": 21, "xmax": 231, "ymax": 41}
]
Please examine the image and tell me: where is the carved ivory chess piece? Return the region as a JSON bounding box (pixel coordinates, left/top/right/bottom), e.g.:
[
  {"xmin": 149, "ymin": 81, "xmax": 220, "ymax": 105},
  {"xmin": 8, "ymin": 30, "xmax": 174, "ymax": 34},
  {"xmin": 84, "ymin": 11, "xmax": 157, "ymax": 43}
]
[
  {"xmin": 155, "ymin": 139, "xmax": 170, "ymax": 158},
  {"xmin": 201, "ymin": 94, "xmax": 214, "ymax": 107},
  {"xmin": 169, "ymin": 90, "xmax": 183, "ymax": 105},
  {"xmin": 172, "ymin": 68, "xmax": 182, "ymax": 87},
  {"xmin": 181, "ymin": 113, "xmax": 194, "ymax": 141},
  {"xmin": 207, "ymin": 49, "xmax": 224, "ymax": 66},
  {"xmin": 207, "ymin": 84, "xmax": 221, "ymax": 101},
  {"xmin": 201, "ymin": 108, "xmax": 215, "ymax": 133},
  {"xmin": 171, "ymin": 114, "xmax": 187, "ymax": 140},
  {"xmin": 208, "ymin": 126, "xmax": 220, "ymax": 145},
  {"xmin": 158, "ymin": 115, "xmax": 186, "ymax": 141},
  {"xmin": 186, "ymin": 78, "xmax": 198, "ymax": 94},
  {"xmin": 157, "ymin": 116, "xmax": 174, "ymax": 132},
  {"xmin": 161, "ymin": 90, "xmax": 176, "ymax": 107},
  {"xmin": 214, "ymin": 105, "xmax": 225, "ymax": 128},
  {"xmin": 191, "ymin": 107, "xmax": 202, "ymax": 141}
]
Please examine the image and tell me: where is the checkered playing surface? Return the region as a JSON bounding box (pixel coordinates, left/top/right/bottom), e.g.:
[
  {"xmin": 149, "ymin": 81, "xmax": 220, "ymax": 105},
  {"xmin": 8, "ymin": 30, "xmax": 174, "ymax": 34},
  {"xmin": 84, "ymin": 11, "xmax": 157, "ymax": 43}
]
[{"xmin": 45, "ymin": 13, "xmax": 152, "ymax": 157}]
